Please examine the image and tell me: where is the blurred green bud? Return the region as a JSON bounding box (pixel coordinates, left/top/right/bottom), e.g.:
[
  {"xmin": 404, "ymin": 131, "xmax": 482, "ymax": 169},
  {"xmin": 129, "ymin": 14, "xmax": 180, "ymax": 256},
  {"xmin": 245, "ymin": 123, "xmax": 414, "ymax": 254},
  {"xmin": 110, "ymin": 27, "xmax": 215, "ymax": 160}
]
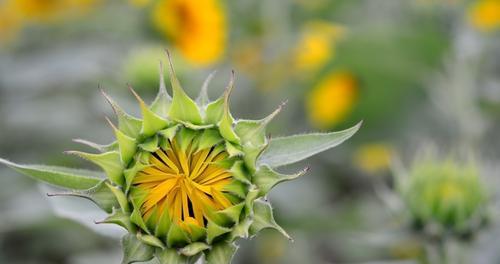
[{"xmin": 399, "ymin": 157, "xmax": 488, "ymax": 238}]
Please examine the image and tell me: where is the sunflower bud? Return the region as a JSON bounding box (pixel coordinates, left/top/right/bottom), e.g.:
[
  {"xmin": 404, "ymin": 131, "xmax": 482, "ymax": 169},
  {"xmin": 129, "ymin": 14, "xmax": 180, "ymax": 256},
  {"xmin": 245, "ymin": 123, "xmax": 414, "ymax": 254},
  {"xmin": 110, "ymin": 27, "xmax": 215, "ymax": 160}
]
[
  {"xmin": 0, "ymin": 52, "xmax": 360, "ymax": 264},
  {"xmin": 398, "ymin": 157, "xmax": 488, "ymax": 238}
]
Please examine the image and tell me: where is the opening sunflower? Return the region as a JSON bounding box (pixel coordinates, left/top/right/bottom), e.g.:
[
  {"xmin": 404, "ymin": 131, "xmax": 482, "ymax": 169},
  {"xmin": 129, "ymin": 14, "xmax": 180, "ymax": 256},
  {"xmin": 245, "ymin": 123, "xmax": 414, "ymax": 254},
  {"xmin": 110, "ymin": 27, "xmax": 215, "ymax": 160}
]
[{"xmin": 133, "ymin": 132, "xmax": 238, "ymax": 231}]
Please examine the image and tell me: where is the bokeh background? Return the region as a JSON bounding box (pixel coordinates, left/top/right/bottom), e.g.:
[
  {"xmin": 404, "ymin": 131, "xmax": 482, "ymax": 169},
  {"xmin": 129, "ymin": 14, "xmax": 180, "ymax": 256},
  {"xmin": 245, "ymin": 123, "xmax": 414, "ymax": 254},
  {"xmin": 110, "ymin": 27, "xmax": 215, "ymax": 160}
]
[{"xmin": 1, "ymin": 0, "xmax": 500, "ymax": 263}]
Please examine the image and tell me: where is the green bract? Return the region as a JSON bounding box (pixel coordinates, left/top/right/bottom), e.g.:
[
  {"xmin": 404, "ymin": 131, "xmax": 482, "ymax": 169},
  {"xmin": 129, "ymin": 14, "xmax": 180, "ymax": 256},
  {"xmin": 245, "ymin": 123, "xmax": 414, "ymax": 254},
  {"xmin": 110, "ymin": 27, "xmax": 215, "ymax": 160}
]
[
  {"xmin": 398, "ymin": 157, "xmax": 488, "ymax": 238},
  {"xmin": 0, "ymin": 53, "xmax": 360, "ymax": 264}
]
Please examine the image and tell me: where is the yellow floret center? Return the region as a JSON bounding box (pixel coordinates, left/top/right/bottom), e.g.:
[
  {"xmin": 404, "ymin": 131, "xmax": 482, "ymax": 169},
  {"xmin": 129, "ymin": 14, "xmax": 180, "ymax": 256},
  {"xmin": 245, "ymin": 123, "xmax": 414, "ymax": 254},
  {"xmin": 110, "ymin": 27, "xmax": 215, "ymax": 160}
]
[{"xmin": 133, "ymin": 138, "xmax": 234, "ymax": 229}]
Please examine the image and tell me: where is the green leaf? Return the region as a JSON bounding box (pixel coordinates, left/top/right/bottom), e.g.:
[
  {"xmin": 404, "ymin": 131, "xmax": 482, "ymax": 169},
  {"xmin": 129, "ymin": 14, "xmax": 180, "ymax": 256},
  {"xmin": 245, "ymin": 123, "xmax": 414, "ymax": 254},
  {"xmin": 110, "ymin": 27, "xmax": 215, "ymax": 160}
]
[
  {"xmin": 218, "ymin": 73, "xmax": 240, "ymax": 144},
  {"xmin": 101, "ymin": 89, "xmax": 142, "ymax": 138},
  {"xmin": 105, "ymin": 182, "xmax": 130, "ymax": 213},
  {"xmin": 72, "ymin": 138, "xmax": 118, "ymax": 153},
  {"xmin": 166, "ymin": 51, "xmax": 202, "ymax": 125},
  {"xmin": 228, "ymin": 218, "xmax": 252, "ymax": 241},
  {"xmin": 206, "ymin": 220, "xmax": 231, "ymax": 244},
  {"xmin": 138, "ymin": 232, "xmax": 165, "ymax": 249},
  {"xmin": 67, "ymin": 151, "xmax": 124, "ymax": 186},
  {"xmin": 180, "ymin": 242, "xmax": 210, "ymax": 257},
  {"xmin": 130, "ymin": 87, "xmax": 170, "ymax": 137},
  {"xmin": 150, "ymin": 60, "xmax": 172, "ymax": 118},
  {"xmin": 197, "ymin": 71, "xmax": 217, "ymax": 108},
  {"xmin": 155, "ymin": 248, "xmax": 189, "ymax": 264},
  {"xmin": 253, "ymin": 166, "xmax": 309, "ymax": 196},
  {"xmin": 205, "ymin": 97, "xmax": 224, "ymax": 125},
  {"xmin": 258, "ymin": 121, "xmax": 362, "ymax": 167},
  {"xmin": 205, "ymin": 242, "xmax": 237, "ymax": 264},
  {"xmin": 197, "ymin": 129, "xmax": 223, "ymax": 151},
  {"xmin": 159, "ymin": 124, "xmax": 181, "ymax": 141},
  {"xmin": 0, "ymin": 158, "xmax": 102, "ymax": 190},
  {"xmin": 167, "ymin": 223, "xmax": 190, "ymax": 247},
  {"xmin": 249, "ymin": 200, "xmax": 292, "ymax": 241},
  {"xmin": 138, "ymin": 135, "xmax": 160, "ymax": 153},
  {"xmin": 96, "ymin": 209, "xmax": 135, "ymax": 232},
  {"xmin": 121, "ymin": 234, "xmax": 154, "ymax": 264},
  {"xmin": 234, "ymin": 101, "xmax": 285, "ymax": 147},
  {"xmin": 106, "ymin": 117, "xmax": 137, "ymax": 165},
  {"xmin": 47, "ymin": 180, "xmax": 118, "ymax": 213}
]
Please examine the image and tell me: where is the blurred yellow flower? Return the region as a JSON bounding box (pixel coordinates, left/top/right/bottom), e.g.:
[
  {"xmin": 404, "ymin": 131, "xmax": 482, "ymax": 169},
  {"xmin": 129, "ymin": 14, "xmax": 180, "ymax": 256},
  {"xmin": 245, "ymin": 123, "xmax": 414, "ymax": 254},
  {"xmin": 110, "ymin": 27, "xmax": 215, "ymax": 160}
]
[
  {"xmin": 0, "ymin": 6, "xmax": 22, "ymax": 44},
  {"xmin": 353, "ymin": 143, "xmax": 394, "ymax": 174},
  {"xmin": 152, "ymin": 0, "xmax": 227, "ymax": 66},
  {"xmin": 294, "ymin": 21, "xmax": 344, "ymax": 72},
  {"xmin": 306, "ymin": 71, "xmax": 357, "ymax": 128},
  {"xmin": 10, "ymin": 0, "xmax": 64, "ymax": 21},
  {"xmin": 468, "ymin": 0, "xmax": 500, "ymax": 31},
  {"xmin": 9, "ymin": 0, "xmax": 98, "ymax": 22}
]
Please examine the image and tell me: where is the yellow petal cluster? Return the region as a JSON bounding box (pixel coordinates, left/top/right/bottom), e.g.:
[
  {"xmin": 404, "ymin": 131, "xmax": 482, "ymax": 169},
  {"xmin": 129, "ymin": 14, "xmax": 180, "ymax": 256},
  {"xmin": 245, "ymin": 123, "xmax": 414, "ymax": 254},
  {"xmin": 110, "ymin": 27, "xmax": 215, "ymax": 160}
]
[{"xmin": 134, "ymin": 137, "xmax": 234, "ymax": 230}]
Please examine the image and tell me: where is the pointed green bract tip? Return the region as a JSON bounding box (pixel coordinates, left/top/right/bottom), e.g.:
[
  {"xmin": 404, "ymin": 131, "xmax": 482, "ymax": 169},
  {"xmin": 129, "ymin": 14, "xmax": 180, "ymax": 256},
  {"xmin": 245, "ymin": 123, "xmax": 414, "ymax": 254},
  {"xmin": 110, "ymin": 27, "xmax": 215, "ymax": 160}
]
[{"xmin": 166, "ymin": 50, "xmax": 203, "ymax": 125}]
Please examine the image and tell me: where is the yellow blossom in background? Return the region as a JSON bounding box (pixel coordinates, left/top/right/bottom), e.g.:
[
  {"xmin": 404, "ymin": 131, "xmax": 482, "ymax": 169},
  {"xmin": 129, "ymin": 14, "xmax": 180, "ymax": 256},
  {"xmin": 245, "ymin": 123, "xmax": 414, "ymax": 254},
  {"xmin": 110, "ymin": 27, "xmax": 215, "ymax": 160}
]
[
  {"xmin": 0, "ymin": 6, "xmax": 22, "ymax": 44},
  {"xmin": 152, "ymin": 0, "xmax": 227, "ymax": 66},
  {"xmin": 10, "ymin": 0, "xmax": 65, "ymax": 22},
  {"xmin": 468, "ymin": 0, "xmax": 500, "ymax": 31},
  {"xmin": 306, "ymin": 71, "xmax": 357, "ymax": 128},
  {"xmin": 294, "ymin": 21, "xmax": 345, "ymax": 72},
  {"xmin": 353, "ymin": 143, "xmax": 394, "ymax": 174},
  {"xmin": 9, "ymin": 0, "xmax": 98, "ymax": 22}
]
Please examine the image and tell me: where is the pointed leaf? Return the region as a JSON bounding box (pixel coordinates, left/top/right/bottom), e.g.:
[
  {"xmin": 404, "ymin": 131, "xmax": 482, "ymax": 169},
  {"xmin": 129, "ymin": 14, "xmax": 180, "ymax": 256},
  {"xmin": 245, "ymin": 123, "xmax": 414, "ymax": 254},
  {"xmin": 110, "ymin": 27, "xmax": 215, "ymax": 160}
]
[
  {"xmin": 159, "ymin": 124, "xmax": 181, "ymax": 141},
  {"xmin": 207, "ymin": 220, "xmax": 231, "ymax": 244},
  {"xmin": 235, "ymin": 101, "xmax": 285, "ymax": 147},
  {"xmin": 205, "ymin": 242, "xmax": 237, "ymax": 264},
  {"xmin": 253, "ymin": 166, "xmax": 309, "ymax": 196},
  {"xmin": 130, "ymin": 87, "xmax": 169, "ymax": 137},
  {"xmin": 194, "ymin": 129, "xmax": 222, "ymax": 151},
  {"xmin": 258, "ymin": 121, "xmax": 362, "ymax": 167},
  {"xmin": 122, "ymin": 234, "xmax": 154, "ymax": 264},
  {"xmin": 101, "ymin": 89, "xmax": 142, "ymax": 138},
  {"xmin": 105, "ymin": 182, "xmax": 130, "ymax": 212},
  {"xmin": 166, "ymin": 51, "xmax": 202, "ymax": 125},
  {"xmin": 150, "ymin": 61, "xmax": 172, "ymax": 117},
  {"xmin": 106, "ymin": 117, "xmax": 137, "ymax": 165},
  {"xmin": 180, "ymin": 242, "xmax": 210, "ymax": 257},
  {"xmin": 96, "ymin": 209, "xmax": 136, "ymax": 232},
  {"xmin": 139, "ymin": 135, "xmax": 160, "ymax": 153},
  {"xmin": 67, "ymin": 151, "xmax": 124, "ymax": 186},
  {"xmin": 228, "ymin": 218, "xmax": 252, "ymax": 241},
  {"xmin": 0, "ymin": 158, "xmax": 102, "ymax": 190},
  {"xmin": 155, "ymin": 248, "xmax": 188, "ymax": 264},
  {"xmin": 72, "ymin": 138, "xmax": 118, "ymax": 153},
  {"xmin": 218, "ymin": 73, "xmax": 240, "ymax": 144},
  {"xmin": 167, "ymin": 223, "xmax": 190, "ymax": 247},
  {"xmin": 205, "ymin": 97, "xmax": 224, "ymax": 125},
  {"xmin": 138, "ymin": 232, "xmax": 165, "ymax": 249},
  {"xmin": 197, "ymin": 71, "xmax": 217, "ymax": 108},
  {"xmin": 131, "ymin": 207, "xmax": 151, "ymax": 234},
  {"xmin": 47, "ymin": 180, "xmax": 118, "ymax": 213},
  {"xmin": 249, "ymin": 200, "xmax": 292, "ymax": 241}
]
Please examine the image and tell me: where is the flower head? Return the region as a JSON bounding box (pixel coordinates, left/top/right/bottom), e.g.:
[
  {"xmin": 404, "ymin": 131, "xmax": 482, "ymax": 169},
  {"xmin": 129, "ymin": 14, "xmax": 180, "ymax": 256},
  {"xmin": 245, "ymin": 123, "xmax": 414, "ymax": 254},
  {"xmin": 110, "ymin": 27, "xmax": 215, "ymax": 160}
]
[
  {"xmin": 0, "ymin": 51, "xmax": 360, "ymax": 263},
  {"xmin": 398, "ymin": 157, "xmax": 488, "ymax": 237}
]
